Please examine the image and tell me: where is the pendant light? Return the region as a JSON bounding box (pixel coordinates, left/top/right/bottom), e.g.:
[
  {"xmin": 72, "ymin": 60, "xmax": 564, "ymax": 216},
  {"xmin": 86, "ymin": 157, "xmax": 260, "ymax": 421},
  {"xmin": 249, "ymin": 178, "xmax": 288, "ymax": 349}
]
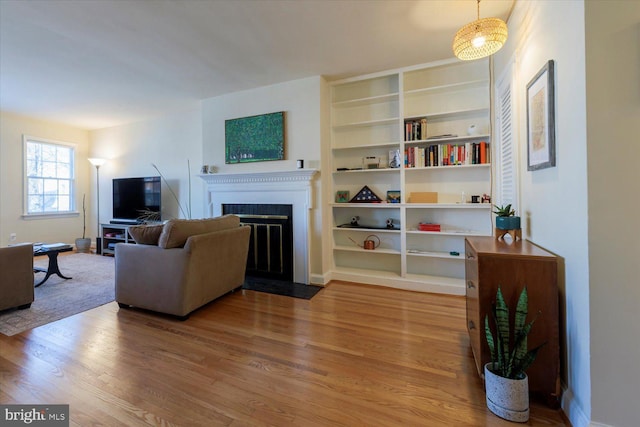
[{"xmin": 453, "ymin": 0, "xmax": 508, "ymax": 61}]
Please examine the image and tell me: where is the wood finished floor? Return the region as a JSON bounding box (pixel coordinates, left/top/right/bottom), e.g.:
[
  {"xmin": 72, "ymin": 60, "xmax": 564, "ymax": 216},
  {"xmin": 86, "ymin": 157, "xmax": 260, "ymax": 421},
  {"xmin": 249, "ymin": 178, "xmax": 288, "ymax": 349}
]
[{"xmin": 0, "ymin": 281, "xmax": 567, "ymax": 426}]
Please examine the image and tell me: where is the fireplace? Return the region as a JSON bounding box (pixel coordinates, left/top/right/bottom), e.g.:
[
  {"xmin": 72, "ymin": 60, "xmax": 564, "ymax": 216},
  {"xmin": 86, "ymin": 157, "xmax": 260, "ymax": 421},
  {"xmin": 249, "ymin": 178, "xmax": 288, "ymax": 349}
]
[
  {"xmin": 223, "ymin": 204, "xmax": 293, "ymax": 281},
  {"xmin": 199, "ymin": 169, "xmax": 317, "ymax": 284}
]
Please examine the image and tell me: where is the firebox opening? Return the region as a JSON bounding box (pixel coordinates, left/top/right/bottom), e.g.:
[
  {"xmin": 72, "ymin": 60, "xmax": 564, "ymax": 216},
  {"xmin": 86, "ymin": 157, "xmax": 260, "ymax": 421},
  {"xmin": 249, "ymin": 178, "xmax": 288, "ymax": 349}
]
[{"xmin": 222, "ymin": 204, "xmax": 293, "ymax": 282}]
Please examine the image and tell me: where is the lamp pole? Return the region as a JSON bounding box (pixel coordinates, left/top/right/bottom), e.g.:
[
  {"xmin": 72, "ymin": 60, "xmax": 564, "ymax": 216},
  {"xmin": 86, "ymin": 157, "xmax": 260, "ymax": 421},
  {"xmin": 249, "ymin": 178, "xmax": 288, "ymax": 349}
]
[{"xmin": 88, "ymin": 158, "xmax": 106, "ymax": 254}]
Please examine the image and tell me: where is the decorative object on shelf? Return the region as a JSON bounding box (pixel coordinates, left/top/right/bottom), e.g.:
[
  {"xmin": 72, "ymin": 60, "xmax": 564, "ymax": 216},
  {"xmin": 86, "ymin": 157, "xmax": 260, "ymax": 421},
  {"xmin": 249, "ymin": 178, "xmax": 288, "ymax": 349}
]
[
  {"xmin": 493, "ymin": 204, "xmax": 521, "ymax": 240},
  {"xmin": 408, "ymin": 192, "xmax": 438, "ymax": 204},
  {"xmin": 88, "ymin": 158, "xmax": 107, "ymax": 254},
  {"xmin": 349, "ymin": 186, "xmax": 382, "ymax": 203},
  {"xmin": 335, "ymin": 191, "xmax": 350, "ymax": 203},
  {"xmin": 453, "ymin": 0, "xmax": 508, "ymax": 61},
  {"xmin": 385, "ymin": 218, "xmax": 395, "ymax": 229},
  {"xmin": 484, "ymin": 287, "xmax": 544, "ymax": 422},
  {"xmin": 363, "ymin": 156, "xmax": 380, "ymax": 169},
  {"xmin": 388, "ymin": 149, "xmax": 401, "ymax": 168},
  {"xmin": 296, "ymin": 159, "xmax": 304, "ymax": 169},
  {"xmin": 386, "ymin": 190, "xmax": 401, "ymax": 203},
  {"xmin": 75, "ymin": 194, "xmax": 91, "ymax": 253},
  {"xmin": 471, "ymin": 195, "xmax": 480, "ymax": 203},
  {"xmin": 201, "ymin": 165, "xmax": 209, "ymax": 174},
  {"xmin": 225, "ymin": 111, "xmax": 285, "ymax": 163},
  {"xmin": 208, "ymin": 165, "xmax": 217, "ymax": 174},
  {"xmin": 418, "ymin": 223, "xmax": 441, "ymax": 232},
  {"xmin": 467, "ymin": 124, "xmax": 479, "ymax": 135},
  {"xmin": 349, "ymin": 235, "xmax": 380, "ymax": 251},
  {"xmin": 527, "ymin": 60, "xmax": 556, "ymax": 171},
  {"xmin": 350, "ymin": 216, "xmax": 360, "ymax": 226},
  {"xmin": 482, "ymin": 193, "xmax": 492, "ymax": 203}
]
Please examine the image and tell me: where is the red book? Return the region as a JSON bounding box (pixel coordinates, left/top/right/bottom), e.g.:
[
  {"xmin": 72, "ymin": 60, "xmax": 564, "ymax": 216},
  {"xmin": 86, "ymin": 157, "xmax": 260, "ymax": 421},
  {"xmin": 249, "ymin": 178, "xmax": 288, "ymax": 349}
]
[{"xmin": 480, "ymin": 141, "xmax": 487, "ymax": 164}]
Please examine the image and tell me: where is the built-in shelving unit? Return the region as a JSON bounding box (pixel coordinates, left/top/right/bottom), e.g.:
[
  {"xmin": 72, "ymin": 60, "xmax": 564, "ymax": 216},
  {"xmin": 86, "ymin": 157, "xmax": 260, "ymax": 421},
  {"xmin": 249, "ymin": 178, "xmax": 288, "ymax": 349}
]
[{"xmin": 329, "ymin": 58, "xmax": 492, "ymax": 295}]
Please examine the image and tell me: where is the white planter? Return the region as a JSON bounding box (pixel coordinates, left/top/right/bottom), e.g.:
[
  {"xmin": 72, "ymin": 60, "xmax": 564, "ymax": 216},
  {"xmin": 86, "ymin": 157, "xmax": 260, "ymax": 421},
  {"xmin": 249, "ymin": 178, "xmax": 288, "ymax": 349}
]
[
  {"xmin": 75, "ymin": 238, "xmax": 91, "ymax": 253},
  {"xmin": 484, "ymin": 363, "xmax": 530, "ymax": 422}
]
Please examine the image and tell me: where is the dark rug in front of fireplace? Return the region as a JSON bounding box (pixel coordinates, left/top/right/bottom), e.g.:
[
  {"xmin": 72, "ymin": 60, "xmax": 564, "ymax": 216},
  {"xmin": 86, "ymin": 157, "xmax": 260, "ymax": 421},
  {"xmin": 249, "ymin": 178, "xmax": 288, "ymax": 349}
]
[{"xmin": 242, "ymin": 276, "xmax": 323, "ymax": 300}]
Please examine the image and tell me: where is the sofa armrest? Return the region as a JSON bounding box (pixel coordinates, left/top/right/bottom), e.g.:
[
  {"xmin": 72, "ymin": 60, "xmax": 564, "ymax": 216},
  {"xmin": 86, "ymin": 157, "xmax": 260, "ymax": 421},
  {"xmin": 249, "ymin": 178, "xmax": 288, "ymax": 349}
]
[
  {"xmin": 182, "ymin": 225, "xmax": 251, "ymax": 291},
  {"xmin": 115, "ymin": 243, "xmax": 189, "ymax": 311}
]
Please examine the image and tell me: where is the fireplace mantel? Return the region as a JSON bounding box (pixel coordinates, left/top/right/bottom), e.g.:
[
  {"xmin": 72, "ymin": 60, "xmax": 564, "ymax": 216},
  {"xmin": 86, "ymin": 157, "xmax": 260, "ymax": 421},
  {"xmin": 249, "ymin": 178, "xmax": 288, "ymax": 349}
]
[
  {"xmin": 199, "ymin": 169, "xmax": 318, "ymax": 284},
  {"xmin": 198, "ymin": 169, "xmax": 317, "ymax": 185}
]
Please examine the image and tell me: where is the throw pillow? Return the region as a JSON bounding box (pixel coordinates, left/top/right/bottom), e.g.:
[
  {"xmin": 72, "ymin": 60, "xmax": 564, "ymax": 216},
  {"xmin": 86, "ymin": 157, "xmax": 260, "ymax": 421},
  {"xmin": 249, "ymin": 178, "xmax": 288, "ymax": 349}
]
[
  {"xmin": 128, "ymin": 224, "xmax": 164, "ymax": 245},
  {"xmin": 158, "ymin": 215, "xmax": 240, "ymax": 249}
]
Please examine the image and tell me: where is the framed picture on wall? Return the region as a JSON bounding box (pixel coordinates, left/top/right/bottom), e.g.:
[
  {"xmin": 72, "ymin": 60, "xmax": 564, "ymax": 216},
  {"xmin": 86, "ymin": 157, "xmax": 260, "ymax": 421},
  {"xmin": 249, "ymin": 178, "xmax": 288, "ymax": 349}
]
[{"xmin": 526, "ymin": 60, "xmax": 556, "ymax": 171}]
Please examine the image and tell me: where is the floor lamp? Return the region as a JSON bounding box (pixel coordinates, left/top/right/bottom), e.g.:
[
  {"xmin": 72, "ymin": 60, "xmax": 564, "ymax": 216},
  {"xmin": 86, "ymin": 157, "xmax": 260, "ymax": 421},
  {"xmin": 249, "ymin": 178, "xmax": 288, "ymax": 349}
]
[{"xmin": 88, "ymin": 158, "xmax": 107, "ymax": 254}]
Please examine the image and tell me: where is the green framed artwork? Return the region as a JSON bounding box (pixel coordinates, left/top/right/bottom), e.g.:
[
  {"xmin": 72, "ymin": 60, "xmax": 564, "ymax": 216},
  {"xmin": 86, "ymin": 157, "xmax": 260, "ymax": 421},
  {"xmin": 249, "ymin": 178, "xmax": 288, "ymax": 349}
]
[
  {"xmin": 336, "ymin": 191, "xmax": 350, "ymax": 203},
  {"xmin": 225, "ymin": 111, "xmax": 285, "ymax": 163}
]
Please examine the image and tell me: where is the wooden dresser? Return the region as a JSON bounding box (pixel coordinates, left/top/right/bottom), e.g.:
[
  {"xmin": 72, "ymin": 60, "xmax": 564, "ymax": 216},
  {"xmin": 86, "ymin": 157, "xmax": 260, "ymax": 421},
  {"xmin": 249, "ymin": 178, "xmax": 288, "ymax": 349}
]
[{"xmin": 465, "ymin": 237, "xmax": 560, "ymax": 406}]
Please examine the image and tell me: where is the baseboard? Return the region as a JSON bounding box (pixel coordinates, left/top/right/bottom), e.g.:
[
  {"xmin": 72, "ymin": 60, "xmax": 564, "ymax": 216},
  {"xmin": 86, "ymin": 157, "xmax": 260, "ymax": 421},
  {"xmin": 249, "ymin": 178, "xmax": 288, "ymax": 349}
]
[
  {"xmin": 561, "ymin": 385, "xmax": 591, "ymax": 427},
  {"xmin": 309, "ymin": 272, "xmax": 330, "ymax": 286}
]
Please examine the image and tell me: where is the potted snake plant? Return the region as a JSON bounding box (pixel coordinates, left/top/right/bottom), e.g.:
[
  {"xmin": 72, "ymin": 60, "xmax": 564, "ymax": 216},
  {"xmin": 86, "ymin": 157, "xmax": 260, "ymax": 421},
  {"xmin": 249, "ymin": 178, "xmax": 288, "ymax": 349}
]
[{"xmin": 484, "ymin": 287, "xmax": 544, "ymax": 422}]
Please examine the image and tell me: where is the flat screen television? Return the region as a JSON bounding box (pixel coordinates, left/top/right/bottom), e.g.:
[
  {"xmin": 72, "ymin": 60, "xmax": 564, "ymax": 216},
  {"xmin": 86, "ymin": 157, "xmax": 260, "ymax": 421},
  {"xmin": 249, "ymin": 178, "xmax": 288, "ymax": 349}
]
[{"xmin": 112, "ymin": 176, "xmax": 161, "ymax": 224}]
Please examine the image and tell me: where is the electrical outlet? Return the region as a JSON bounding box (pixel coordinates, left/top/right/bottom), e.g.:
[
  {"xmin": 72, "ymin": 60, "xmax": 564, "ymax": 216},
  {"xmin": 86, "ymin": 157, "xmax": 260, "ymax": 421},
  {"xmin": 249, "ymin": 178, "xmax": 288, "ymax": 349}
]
[{"xmin": 9, "ymin": 233, "xmax": 17, "ymax": 242}]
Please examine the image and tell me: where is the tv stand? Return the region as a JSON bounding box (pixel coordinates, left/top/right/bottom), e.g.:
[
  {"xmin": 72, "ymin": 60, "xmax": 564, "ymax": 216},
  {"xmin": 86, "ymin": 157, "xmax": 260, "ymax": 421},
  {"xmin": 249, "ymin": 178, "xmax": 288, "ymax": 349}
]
[
  {"xmin": 101, "ymin": 223, "xmax": 135, "ymax": 256},
  {"xmin": 110, "ymin": 219, "xmax": 140, "ymax": 225}
]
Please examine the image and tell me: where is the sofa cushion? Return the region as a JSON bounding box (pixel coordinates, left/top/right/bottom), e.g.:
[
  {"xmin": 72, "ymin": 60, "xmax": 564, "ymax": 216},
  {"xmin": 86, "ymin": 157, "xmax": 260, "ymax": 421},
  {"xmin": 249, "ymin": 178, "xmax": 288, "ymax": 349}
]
[
  {"xmin": 128, "ymin": 224, "xmax": 164, "ymax": 245},
  {"xmin": 158, "ymin": 215, "xmax": 240, "ymax": 249}
]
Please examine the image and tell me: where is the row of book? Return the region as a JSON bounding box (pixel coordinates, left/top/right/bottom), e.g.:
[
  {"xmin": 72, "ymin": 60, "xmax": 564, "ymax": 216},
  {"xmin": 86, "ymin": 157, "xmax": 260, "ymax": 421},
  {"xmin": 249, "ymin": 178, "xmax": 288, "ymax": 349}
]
[
  {"xmin": 405, "ymin": 119, "xmax": 427, "ymax": 141},
  {"xmin": 405, "ymin": 142, "xmax": 490, "ymax": 168}
]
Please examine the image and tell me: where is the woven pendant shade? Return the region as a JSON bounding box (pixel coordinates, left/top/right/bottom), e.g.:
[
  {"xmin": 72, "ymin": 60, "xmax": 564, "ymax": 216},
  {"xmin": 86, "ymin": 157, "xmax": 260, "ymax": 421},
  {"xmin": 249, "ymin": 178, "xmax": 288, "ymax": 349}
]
[{"xmin": 452, "ymin": 1, "xmax": 508, "ymax": 61}]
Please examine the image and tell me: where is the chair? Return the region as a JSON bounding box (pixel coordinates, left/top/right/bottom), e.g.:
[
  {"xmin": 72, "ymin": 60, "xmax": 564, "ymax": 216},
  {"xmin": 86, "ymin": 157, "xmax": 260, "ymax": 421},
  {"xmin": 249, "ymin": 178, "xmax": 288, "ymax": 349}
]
[
  {"xmin": 115, "ymin": 215, "xmax": 250, "ymax": 318},
  {"xmin": 0, "ymin": 244, "xmax": 35, "ymax": 311}
]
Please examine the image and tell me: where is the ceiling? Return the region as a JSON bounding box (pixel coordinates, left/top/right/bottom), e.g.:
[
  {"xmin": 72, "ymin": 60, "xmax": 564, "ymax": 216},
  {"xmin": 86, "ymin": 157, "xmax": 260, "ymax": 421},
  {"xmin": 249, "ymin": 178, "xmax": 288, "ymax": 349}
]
[{"xmin": 0, "ymin": 0, "xmax": 513, "ymax": 130}]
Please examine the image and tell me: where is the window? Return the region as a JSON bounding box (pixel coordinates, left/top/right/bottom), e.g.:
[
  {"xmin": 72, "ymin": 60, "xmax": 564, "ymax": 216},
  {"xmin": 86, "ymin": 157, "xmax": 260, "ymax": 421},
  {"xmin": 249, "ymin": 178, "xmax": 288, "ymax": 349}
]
[{"xmin": 24, "ymin": 136, "xmax": 76, "ymax": 215}]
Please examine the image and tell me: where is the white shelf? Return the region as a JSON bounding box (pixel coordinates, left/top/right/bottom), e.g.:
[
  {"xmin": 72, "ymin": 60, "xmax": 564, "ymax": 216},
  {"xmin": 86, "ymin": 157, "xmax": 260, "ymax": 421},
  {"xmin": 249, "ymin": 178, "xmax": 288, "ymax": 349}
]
[
  {"xmin": 332, "ymin": 117, "xmax": 399, "ymax": 130},
  {"xmin": 404, "ymin": 107, "xmax": 489, "ymax": 121},
  {"xmin": 407, "ymin": 250, "xmax": 464, "ymax": 260},
  {"xmin": 404, "ymin": 163, "xmax": 491, "ymax": 171},
  {"xmin": 404, "ymin": 203, "xmax": 491, "ymax": 209},
  {"xmin": 404, "ymin": 134, "xmax": 490, "ymax": 145},
  {"xmin": 334, "ymin": 245, "xmax": 401, "ymax": 255},
  {"xmin": 332, "ymin": 141, "xmax": 400, "ymax": 151},
  {"xmin": 331, "ymin": 203, "xmax": 400, "ymax": 208},
  {"xmin": 333, "ymin": 227, "xmax": 400, "ymax": 233},
  {"xmin": 406, "ymin": 230, "xmax": 491, "ymax": 237},
  {"xmin": 332, "ymin": 92, "xmax": 399, "ymax": 108},
  {"xmin": 332, "ymin": 168, "xmax": 400, "ymax": 175},
  {"xmin": 404, "ymin": 79, "xmax": 488, "ymax": 96}
]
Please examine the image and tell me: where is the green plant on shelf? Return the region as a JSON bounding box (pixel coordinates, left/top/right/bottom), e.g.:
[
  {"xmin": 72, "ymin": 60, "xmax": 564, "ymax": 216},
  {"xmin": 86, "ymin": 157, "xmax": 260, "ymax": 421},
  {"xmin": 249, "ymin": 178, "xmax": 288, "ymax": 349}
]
[{"xmin": 492, "ymin": 203, "xmax": 515, "ymax": 217}]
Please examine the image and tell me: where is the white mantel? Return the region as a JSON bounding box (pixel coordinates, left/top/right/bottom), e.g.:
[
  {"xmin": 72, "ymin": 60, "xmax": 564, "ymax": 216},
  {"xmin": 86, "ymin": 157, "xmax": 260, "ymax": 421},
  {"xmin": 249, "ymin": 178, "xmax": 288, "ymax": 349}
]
[{"xmin": 199, "ymin": 169, "xmax": 318, "ymax": 284}]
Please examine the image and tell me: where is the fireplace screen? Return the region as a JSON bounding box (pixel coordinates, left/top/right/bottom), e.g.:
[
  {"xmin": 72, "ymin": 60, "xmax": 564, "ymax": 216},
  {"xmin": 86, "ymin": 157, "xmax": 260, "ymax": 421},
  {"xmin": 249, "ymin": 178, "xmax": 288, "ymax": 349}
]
[{"xmin": 223, "ymin": 204, "xmax": 293, "ymax": 281}]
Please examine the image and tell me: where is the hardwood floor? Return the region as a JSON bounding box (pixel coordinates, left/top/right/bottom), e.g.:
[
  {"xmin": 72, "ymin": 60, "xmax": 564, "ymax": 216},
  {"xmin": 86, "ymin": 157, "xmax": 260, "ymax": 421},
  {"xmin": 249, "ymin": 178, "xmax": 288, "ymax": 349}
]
[{"xmin": 0, "ymin": 281, "xmax": 567, "ymax": 426}]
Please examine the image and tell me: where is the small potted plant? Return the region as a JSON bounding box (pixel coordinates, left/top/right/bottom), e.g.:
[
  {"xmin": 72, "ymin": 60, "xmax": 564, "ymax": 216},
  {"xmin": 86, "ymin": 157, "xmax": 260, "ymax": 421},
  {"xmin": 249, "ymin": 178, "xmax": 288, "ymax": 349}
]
[
  {"xmin": 484, "ymin": 287, "xmax": 544, "ymax": 422},
  {"xmin": 493, "ymin": 204, "xmax": 521, "ymax": 230},
  {"xmin": 75, "ymin": 194, "xmax": 91, "ymax": 253}
]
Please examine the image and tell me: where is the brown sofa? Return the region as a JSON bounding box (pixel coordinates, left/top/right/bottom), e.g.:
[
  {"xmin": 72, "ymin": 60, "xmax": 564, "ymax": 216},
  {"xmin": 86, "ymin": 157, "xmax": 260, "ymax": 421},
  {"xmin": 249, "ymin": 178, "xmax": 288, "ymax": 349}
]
[
  {"xmin": 0, "ymin": 244, "xmax": 34, "ymax": 311},
  {"xmin": 115, "ymin": 215, "xmax": 250, "ymax": 318}
]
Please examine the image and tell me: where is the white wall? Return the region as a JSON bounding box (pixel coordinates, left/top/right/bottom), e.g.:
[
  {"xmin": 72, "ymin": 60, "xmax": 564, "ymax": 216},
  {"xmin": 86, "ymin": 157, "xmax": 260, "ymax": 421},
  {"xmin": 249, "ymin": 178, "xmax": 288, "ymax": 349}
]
[
  {"xmin": 201, "ymin": 76, "xmax": 324, "ymax": 281},
  {"xmin": 90, "ymin": 106, "xmax": 204, "ymax": 225},
  {"xmin": 585, "ymin": 2, "xmax": 640, "ymax": 427},
  {"xmin": 0, "ymin": 111, "xmax": 90, "ymax": 246},
  {"xmin": 494, "ymin": 1, "xmax": 591, "ymax": 426}
]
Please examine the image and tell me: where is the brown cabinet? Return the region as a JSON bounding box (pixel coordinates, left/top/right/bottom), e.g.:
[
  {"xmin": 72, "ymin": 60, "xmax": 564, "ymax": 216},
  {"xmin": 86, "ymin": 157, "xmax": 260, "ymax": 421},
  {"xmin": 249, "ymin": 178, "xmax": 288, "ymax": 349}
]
[{"xmin": 465, "ymin": 237, "xmax": 560, "ymax": 405}]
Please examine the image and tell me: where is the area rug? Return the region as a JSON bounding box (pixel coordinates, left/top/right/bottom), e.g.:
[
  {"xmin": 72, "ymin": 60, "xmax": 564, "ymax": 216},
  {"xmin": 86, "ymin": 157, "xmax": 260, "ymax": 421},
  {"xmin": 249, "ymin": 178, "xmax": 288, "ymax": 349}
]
[
  {"xmin": 242, "ymin": 276, "xmax": 323, "ymax": 300},
  {"xmin": 0, "ymin": 252, "xmax": 115, "ymax": 336}
]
